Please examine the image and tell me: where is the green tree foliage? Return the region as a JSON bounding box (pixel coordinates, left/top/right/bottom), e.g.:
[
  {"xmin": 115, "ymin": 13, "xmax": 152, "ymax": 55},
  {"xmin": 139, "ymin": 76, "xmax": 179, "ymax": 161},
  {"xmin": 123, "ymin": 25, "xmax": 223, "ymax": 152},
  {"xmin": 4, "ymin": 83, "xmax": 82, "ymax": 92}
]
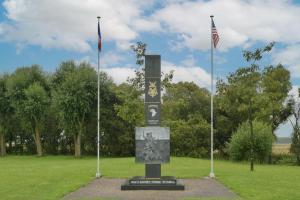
[
  {"xmin": 0, "ymin": 74, "xmax": 12, "ymax": 156},
  {"xmin": 0, "ymin": 41, "xmax": 293, "ymax": 162},
  {"xmin": 162, "ymin": 82, "xmax": 211, "ymax": 157},
  {"xmin": 97, "ymin": 74, "xmax": 135, "ymax": 156},
  {"xmin": 163, "ymin": 82, "xmax": 210, "ymax": 122},
  {"xmin": 228, "ymin": 120, "xmax": 274, "ymax": 162},
  {"xmin": 7, "ymin": 65, "xmax": 50, "ymax": 156},
  {"xmin": 23, "ymin": 83, "xmax": 50, "ymax": 156},
  {"xmin": 288, "ymin": 88, "xmax": 300, "ymax": 165},
  {"xmin": 259, "ymin": 64, "xmax": 292, "ymax": 137},
  {"xmin": 167, "ymin": 115, "xmax": 210, "ymax": 157},
  {"xmin": 128, "ymin": 41, "xmax": 174, "ymax": 92},
  {"xmin": 130, "ymin": 41, "xmax": 146, "ymax": 66},
  {"xmin": 216, "ymin": 65, "xmax": 261, "ymax": 169},
  {"xmin": 53, "ymin": 62, "xmax": 97, "ymax": 157},
  {"xmin": 114, "ymin": 83, "xmax": 144, "ymax": 126}
]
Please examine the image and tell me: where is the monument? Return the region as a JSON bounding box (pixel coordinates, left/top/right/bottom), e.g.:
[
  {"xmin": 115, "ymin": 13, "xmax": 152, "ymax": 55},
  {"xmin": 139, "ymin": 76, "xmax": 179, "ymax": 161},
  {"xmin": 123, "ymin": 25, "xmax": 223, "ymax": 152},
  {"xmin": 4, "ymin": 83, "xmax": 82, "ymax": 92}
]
[{"xmin": 121, "ymin": 55, "xmax": 184, "ymax": 190}]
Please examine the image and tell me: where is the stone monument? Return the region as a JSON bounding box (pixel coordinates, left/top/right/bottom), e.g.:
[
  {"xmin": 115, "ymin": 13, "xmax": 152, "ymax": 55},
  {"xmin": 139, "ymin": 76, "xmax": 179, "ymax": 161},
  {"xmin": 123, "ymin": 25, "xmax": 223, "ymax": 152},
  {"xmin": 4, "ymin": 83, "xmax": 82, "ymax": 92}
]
[{"xmin": 121, "ymin": 55, "xmax": 184, "ymax": 190}]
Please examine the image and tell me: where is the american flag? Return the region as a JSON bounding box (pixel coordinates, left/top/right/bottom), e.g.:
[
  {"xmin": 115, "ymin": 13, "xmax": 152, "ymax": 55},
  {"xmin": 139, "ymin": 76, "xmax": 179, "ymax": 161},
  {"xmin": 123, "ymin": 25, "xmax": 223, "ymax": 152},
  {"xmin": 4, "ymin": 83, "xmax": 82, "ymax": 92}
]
[
  {"xmin": 211, "ymin": 19, "xmax": 219, "ymax": 48},
  {"xmin": 98, "ymin": 21, "xmax": 102, "ymax": 52}
]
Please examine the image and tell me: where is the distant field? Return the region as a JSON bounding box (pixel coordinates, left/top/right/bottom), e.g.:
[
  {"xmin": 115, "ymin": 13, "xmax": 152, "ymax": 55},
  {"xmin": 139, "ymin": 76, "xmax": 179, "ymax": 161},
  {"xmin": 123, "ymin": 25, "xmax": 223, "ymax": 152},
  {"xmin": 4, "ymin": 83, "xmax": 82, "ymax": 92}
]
[
  {"xmin": 0, "ymin": 156, "xmax": 300, "ymax": 200},
  {"xmin": 272, "ymin": 144, "xmax": 291, "ymax": 155},
  {"xmin": 276, "ymin": 137, "xmax": 291, "ymax": 144}
]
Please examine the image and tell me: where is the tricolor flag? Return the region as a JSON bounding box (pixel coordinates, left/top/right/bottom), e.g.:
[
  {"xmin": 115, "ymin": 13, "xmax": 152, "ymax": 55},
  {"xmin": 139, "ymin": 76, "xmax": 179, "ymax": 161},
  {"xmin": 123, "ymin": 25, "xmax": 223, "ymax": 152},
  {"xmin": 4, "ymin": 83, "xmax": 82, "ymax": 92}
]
[
  {"xmin": 211, "ymin": 19, "xmax": 219, "ymax": 48},
  {"xmin": 98, "ymin": 21, "xmax": 102, "ymax": 52}
]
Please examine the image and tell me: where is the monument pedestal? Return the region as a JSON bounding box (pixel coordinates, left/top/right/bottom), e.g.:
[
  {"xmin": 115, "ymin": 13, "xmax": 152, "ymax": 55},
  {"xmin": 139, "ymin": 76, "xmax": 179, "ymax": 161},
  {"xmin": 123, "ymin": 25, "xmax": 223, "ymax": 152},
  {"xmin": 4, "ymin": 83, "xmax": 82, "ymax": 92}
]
[{"xmin": 121, "ymin": 176, "xmax": 184, "ymax": 190}]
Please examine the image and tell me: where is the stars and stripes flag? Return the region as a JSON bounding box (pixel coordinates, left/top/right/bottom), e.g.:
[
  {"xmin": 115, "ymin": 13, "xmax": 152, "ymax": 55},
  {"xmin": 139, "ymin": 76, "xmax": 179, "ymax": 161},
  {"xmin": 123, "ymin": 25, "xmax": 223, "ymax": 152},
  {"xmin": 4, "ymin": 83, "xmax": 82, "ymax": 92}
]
[
  {"xmin": 98, "ymin": 21, "xmax": 102, "ymax": 52},
  {"xmin": 211, "ymin": 19, "xmax": 219, "ymax": 48}
]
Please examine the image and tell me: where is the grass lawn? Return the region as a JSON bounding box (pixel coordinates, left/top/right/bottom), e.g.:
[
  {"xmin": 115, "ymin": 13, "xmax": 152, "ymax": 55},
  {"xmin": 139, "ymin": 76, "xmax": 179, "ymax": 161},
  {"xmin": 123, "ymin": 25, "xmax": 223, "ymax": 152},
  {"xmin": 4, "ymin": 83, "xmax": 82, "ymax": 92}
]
[{"xmin": 0, "ymin": 156, "xmax": 299, "ymax": 200}]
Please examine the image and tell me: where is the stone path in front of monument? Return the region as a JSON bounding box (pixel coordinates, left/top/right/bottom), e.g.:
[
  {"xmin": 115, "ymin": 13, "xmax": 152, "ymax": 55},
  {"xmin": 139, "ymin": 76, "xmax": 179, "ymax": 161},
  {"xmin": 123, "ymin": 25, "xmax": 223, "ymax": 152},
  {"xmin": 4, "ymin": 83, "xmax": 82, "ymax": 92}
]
[{"xmin": 63, "ymin": 177, "xmax": 238, "ymax": 200}]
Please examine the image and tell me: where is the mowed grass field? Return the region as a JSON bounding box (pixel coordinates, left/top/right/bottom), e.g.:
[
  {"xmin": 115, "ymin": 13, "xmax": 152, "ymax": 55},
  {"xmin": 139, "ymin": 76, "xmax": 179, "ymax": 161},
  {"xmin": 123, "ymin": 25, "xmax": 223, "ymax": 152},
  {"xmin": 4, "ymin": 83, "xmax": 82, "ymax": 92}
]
[{"xmin": 0, "ymin": 156, "xmax": 299, "ymax": 200}]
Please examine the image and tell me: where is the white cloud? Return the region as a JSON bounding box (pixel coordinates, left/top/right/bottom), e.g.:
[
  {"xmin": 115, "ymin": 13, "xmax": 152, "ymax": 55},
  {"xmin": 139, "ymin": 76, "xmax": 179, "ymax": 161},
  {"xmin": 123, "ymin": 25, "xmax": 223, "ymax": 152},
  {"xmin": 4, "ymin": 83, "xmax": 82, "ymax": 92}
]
[
  {"xmin": 0, "ymin": 0, "xmax": 160, "ymax": 52},
  {"xmin": 152, "ymin": 0, "xmax": 300, "ymax": 51},
  {"xmin": 102, "ymin": 67, "xmax": 136, "ymax": 85},
  {"xmin": 162, "ymin": 61, "xmax": 211, "ymax": 89},
  {"xmin": 100, "ymin": 51, "xmax": 125, "ymax": 67},
  {"xmin": 102, "ymin": 58, "xmax": 212, "ymax": 89},
  {"xmin": 272, "ymin": 44, "xmax": 300, "ymax": 78},
  {"xmin": 180, "ymin": 54, "xmax": 198, "ymax": 67},
  {"xmin": 2, "ymin": 0, "xmax": 300, "ymax": 55}
]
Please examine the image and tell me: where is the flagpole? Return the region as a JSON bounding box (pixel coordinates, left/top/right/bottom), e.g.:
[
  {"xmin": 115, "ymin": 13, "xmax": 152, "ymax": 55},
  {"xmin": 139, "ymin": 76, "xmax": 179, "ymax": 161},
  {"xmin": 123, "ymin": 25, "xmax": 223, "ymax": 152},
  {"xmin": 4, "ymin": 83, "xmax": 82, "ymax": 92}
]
[
  {"xmin": 96, "ymin": 16, "xmax": 101, "ymax": 178},
  {"xmin": 209, "ymin": 15, "xmax": 215, "ymax": 178}
]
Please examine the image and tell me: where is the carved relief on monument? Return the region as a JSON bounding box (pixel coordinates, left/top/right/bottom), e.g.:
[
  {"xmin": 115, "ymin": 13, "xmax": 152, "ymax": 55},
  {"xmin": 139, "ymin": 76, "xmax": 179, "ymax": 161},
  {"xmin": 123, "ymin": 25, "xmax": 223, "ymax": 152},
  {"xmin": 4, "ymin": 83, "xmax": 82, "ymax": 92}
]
[{"xmin": 135, "ymin": 127, "xmax": 170, "ymax": 164}]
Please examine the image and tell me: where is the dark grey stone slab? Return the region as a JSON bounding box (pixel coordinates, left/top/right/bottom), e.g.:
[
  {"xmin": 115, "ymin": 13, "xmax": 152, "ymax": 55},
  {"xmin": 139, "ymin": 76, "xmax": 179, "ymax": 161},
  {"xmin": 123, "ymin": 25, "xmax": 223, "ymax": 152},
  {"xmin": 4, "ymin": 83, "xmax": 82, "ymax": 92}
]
[
  {"xmin": 145, "ymin": 55, "xmax": 161, "ymax": 77},
  {"xmin": 144, "ymin": 55, "xmax": 162, "ymax": 180},
  {"xmin": 145, "ymin": 164, "xmax": 161, "ymax": 178}
]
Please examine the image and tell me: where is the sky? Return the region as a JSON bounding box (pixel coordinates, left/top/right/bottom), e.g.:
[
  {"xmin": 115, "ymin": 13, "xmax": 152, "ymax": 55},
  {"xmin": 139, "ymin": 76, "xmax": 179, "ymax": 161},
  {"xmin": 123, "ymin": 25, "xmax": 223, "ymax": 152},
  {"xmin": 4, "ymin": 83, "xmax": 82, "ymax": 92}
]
[{"xmin": 0, "ymin": 0, "xmax": 299, "ymax": 137}]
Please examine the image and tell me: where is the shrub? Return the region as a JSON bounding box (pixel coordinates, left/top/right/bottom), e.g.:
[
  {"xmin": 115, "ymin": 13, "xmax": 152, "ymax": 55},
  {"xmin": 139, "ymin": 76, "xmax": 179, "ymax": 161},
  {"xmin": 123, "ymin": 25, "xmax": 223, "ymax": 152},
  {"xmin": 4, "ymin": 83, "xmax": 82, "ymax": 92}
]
[
  {"xmin": 228, "ymin": 120, "xmax": 274, "ymax": 162},
  {"xmin": 272, "ymin": 153, "xmax": 296, "ymax": 165}
]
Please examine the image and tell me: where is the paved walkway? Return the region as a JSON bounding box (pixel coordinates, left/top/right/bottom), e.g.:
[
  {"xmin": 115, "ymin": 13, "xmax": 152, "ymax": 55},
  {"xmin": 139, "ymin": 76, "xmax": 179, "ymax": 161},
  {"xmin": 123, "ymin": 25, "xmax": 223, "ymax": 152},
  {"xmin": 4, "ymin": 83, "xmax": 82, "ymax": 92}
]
[{"xmin": 64, "ymin": 177, "xmax": 238, "ymax": 200}]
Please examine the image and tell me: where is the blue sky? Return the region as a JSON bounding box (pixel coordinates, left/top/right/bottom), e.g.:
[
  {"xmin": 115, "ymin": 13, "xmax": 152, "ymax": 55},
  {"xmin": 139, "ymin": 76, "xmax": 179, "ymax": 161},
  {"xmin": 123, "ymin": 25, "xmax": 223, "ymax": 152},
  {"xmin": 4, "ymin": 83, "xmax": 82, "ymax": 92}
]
[{"xmin": 0, "ymin": 0, "xmax": 299, "ymax": 137}]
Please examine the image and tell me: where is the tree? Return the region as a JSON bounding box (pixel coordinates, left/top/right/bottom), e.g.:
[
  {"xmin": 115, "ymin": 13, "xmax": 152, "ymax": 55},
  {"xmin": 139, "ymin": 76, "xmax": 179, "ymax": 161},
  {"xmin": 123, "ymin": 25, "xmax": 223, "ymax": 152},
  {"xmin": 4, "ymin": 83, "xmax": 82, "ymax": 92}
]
[
  {"xmin": 95, "ymin": 74, "xmax": 135, "ymax": 156},
  {"xmin": 243, "ymin": 43, "xmax": 291, "ymax": 166},
  {"xmin": 260, "ymin": 64, "xmax": 292, "ymax": 138},
  {"xmin": 22, "ymin": 83, "xmax": 50, "ymax": 156},
  {"xmin": 53, "ymin": 62, "xmax": 97, "ymax": 157},
  {"xmin": 216, "ymin": 42, "xmax": 280, "ymax": 170},
  {"xmin": 114, "ymin": 83, "xmax": 144, "ymax": 126},
  {"xmin": 128, "ymin": 41, "xmax": 174, "ymax": 92},
  {"xmin": 7, "ymin": 65, "xmax": 50, "ymax": 156},
  {"xmin": 217, "ymin": 65, "xmax": 261, "ymax": 170},
  {"xmin": 288, "ymin": 88, "xmax": 300, "ymax": 165},
  {"xmin": 0, "ymin": 74, "xmax": 13, "ymax": 156},
  {"xmin": 162, "ymin": 82, "xmax": 211, "ymax": 157},
  {"xmin": 162, "ymin": 82, "xmax": 210, "ymax": 122}
]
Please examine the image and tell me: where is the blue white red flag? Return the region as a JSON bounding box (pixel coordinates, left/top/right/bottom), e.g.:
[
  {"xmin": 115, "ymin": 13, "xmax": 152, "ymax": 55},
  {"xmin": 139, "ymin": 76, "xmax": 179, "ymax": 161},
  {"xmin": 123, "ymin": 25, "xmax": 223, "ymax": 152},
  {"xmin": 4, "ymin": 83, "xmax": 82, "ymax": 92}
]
[{"xmin": 98, "ymin": 21, "xmax": 102, "ymax": 52}]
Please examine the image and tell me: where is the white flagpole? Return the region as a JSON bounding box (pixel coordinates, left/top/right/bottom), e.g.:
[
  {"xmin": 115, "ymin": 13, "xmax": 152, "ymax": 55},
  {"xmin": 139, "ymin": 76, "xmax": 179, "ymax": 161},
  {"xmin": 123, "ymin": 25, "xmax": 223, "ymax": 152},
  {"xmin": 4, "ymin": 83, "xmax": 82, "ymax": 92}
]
[
  {"xmin": 209, "ymin": 15, "xmax": 215, "ymax": 178},
  {"xmin": 96, "ymin": 16, "xmax": 101, "ymax": 178}
]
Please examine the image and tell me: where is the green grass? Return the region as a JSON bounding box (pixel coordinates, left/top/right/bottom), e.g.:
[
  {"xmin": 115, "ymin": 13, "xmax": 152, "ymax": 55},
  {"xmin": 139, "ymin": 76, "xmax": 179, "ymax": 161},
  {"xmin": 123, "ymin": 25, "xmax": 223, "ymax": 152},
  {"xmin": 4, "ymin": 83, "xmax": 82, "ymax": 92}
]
[{"xmin": 0, "ymin": 156, "xmax": 299, "ymax": 200}]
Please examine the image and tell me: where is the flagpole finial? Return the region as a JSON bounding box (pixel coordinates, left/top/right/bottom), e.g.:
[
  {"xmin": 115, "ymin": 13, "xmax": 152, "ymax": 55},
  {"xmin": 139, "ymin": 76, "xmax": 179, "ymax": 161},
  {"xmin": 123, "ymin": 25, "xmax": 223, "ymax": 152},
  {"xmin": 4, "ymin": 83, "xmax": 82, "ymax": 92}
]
[
  {"xmin": 210, "ymin": 15, "xmax": 214, "ymax": 18},
  {"xmin": 97, "ymin": 16, "xmax": 101, "ymax": 20}
]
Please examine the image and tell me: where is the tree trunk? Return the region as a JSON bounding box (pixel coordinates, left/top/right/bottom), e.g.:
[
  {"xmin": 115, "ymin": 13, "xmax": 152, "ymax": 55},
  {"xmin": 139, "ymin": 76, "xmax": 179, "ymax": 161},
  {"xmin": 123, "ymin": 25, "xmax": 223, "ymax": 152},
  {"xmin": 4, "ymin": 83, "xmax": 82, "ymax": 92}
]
[
  {"xmin": 74, "ymin": 133, "xmax": 81, "ymax": 157},
  {"xmin": 269, "ymin": 114, "xmax": 275, "ymax": 164},
  {"xmin": 34, "ymin": 126, "xmax": 43, "ymax": 156},
  {"xmin": 0, "ymin": 134, "xmax": 6, "ymax": 156}
]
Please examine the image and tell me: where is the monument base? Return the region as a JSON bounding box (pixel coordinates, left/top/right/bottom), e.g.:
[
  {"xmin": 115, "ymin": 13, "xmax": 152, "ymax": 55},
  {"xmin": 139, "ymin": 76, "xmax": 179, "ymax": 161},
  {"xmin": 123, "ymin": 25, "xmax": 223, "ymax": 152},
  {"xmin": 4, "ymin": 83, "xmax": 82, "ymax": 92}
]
[{"xmin": 121, "ymin": 176, "xmax": 184, "ymax": 190}]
